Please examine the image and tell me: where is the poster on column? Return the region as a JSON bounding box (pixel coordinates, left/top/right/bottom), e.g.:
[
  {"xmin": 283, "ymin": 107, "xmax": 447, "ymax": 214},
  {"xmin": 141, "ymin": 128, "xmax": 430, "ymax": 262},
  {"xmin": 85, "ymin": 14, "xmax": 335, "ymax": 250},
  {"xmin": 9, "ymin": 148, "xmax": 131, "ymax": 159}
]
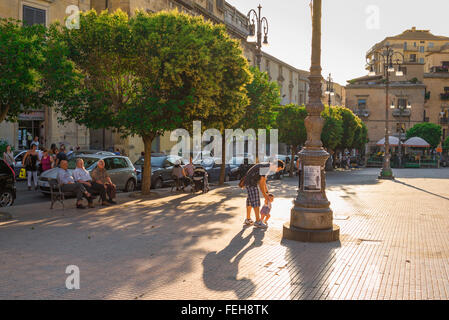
[{"xmin": 304, "ymin": 165, "xmax": 321, "ymax": 192}]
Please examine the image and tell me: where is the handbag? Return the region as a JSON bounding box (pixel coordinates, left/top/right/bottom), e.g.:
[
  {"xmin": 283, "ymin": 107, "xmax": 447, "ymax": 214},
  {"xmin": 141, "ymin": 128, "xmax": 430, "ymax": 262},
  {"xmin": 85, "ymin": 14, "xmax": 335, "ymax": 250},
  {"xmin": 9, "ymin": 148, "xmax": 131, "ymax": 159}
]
[
  {"xmin": 238, "ymin": 174, "xmax": 246, "ymax": 189},
  {"xmin": 19, "ymin": 168, "xmax": 27, "ymax": 179}
]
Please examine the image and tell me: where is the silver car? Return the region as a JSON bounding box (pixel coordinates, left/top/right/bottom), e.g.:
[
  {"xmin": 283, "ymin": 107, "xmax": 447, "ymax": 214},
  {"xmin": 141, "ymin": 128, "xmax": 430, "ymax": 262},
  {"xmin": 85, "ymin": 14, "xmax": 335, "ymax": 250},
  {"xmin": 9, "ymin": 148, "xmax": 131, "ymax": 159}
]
[{"xmin": 38, "ymin": 154, "xmax": 137, "ymax": 195}]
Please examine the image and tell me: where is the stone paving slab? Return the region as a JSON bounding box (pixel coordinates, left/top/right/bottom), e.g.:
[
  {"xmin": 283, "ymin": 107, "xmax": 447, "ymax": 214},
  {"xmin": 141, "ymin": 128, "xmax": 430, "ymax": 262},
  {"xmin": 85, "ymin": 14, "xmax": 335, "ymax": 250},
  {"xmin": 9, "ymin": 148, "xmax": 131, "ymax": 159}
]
[{"xmin": 1, "ymin": 168, "xmax": 449, "ymax": 300}]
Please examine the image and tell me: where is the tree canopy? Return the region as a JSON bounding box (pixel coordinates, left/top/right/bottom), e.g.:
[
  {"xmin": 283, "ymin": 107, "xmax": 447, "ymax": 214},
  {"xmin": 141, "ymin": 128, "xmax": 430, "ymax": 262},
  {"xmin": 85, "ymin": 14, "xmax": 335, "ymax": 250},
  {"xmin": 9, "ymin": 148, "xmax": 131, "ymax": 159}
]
[
  {"xmin": 0, "ymin": 18, "xmax": 75, "ymax": 123},
  {"xmin": 53, "ymin": 9, "xmax": 251, "ymax": 193},
  {"xmin": 406, "ymin": 122, "xmax": 442, "ymax": 149}
]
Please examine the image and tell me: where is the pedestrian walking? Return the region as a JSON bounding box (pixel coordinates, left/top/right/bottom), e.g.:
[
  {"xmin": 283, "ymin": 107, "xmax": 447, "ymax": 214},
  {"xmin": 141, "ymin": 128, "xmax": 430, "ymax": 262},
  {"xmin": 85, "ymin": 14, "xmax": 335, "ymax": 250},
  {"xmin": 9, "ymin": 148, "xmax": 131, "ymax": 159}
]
[
  {"xmin": 22, "ymin": 144, "xmax": 39, "ymax": 191},
  {"xmin": 260, "ymin": 194, "xmax": 274, "ymax": 227},
  {"xmin": 3, "ymin": 145, "xmax": 15, "ymax": 172},
  {"xmin": 239, "ymin": 159, "xmax": 284, "ymax": 229}
]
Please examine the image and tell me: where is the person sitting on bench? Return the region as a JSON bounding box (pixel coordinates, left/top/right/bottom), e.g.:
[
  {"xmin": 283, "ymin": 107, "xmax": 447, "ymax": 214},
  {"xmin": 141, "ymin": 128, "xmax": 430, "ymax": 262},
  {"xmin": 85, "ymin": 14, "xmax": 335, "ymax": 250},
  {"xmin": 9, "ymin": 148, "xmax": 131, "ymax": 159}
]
[
  {"xmin": 57, "ymin": 160, "xmax": 94, "ymax": 209},
  {"xmin": 91, "ymin": 159, "xmax": 117, "ymax": 205},
  {"xmin": 73, "ymin": 158, "xmax": 110, "ymax": 207}
]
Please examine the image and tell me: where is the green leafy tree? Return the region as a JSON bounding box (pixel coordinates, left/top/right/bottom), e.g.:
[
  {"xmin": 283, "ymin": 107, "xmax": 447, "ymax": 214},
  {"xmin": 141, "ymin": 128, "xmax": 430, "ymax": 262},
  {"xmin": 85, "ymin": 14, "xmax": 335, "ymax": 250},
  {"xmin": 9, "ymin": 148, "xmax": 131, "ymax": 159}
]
[
  {"xmin": 54, "ymin": 10, "xmax": 251, "ymax": 194},
  {"xmin": 335, "ymin": 106, "xmax": 359, "ymax": 151},
  {"xmin": 275, "ymin": 104, "xmax": 308, "ymax": 176},
  {"xmin": 0, "ymin": 18, "xmax": 75, "ymax": 123},
  {"xmin": 406, "ymin": 123, "xmax": 442, "ymax": 149},
  {"xmin": 321, "ymin": 106, "xmax": 343, "ymax": 151}
]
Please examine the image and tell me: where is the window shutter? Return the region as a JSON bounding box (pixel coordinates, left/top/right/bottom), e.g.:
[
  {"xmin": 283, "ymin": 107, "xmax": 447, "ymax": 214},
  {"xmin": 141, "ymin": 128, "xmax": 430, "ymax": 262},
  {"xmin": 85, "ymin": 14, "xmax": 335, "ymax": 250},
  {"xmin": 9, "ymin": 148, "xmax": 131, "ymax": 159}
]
[{"xmin": 22, "ymin": 5, "xmax": 46, "ymax": 26}]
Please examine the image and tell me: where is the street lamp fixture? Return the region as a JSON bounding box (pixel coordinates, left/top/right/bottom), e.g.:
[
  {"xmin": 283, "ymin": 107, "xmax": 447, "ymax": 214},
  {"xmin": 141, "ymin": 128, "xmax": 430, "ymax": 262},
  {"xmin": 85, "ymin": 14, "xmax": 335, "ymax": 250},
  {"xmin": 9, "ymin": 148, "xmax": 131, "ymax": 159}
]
[
  {"xmin": 366, "ymin": 45, "xmax": 405, "ymax": 180},
  {"xmin": 325, "ymin": 73, "xmax": 334, "ymax": 106},
  {"xmin": 247, "ymin": 5, "xmax": 269, "ymax": 70}
]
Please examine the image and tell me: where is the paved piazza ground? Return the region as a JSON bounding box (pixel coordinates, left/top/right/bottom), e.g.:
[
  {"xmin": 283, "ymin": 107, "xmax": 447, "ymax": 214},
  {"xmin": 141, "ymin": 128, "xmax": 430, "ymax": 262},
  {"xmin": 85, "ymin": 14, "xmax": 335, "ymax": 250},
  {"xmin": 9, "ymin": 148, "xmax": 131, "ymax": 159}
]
[{"xmin": 1, "ymin": 168, "xmax": 449, "ymax": 300}]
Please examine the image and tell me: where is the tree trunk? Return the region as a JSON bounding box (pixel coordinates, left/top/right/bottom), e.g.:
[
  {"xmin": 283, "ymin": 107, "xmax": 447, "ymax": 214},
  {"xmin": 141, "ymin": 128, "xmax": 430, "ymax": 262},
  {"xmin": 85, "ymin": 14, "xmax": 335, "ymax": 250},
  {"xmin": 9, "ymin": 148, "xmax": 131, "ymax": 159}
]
[
  {"xmin": 289, "ymin": 145, "xmax": 296, "ymax": 177},
  {"xmin": 0, "ymin": 105, "xmax": 9, "ymax": 123},
  {"xmin": 141, "ymin": 134, "xmax": 154, "ymax": 195},
  {"xmin": 219, "ymin": 132, "xmax": 226, "ymax": 185}
]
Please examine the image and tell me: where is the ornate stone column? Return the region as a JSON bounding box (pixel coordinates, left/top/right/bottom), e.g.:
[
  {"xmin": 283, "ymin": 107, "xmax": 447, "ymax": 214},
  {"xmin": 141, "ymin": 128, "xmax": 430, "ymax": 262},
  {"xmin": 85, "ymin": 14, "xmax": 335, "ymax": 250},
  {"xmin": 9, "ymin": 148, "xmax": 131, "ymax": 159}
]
[{"xmin": 283, "ymin": 0, "xmax": 339, "ymax": 242}]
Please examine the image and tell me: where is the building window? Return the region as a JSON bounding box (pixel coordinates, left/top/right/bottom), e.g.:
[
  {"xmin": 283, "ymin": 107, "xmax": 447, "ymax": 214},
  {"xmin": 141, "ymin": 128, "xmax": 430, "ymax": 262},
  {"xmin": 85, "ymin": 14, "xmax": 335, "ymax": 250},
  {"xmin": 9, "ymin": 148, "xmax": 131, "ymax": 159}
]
[
  {"xmin": 410, "ymin": 54, "xmax": 416, "ymax": 62},
  {"xmin": 429, "ymin": 42, "xmax": 434, "ymax": 48},
  {"xmin": 419, "ymin": 46, "xmax": 425, "ymax": 53},
  {"xmin": 207, "ymin": 0, "xmax": 214, "ymax": 12},
  {"xmin": 23, "ymin": 5, "xmax": 46, "ymax": 26},
  {"xmin": 398, "ymin": 98, "xmax": 407, "ymax": 108},
  {"xmin": 444, "ymin": 87, "xmax": 449, "ymax": 93},
  {"xmin": 419, "ymin": 58, "xmax": 424, "ymax": 64},
  {"xmin": 358, "ymin": 99, "xmax": 367, "ymax": 109},
  {"xmin": 404, "ymin": 42, "xmax": 407, "ymax": 50}
]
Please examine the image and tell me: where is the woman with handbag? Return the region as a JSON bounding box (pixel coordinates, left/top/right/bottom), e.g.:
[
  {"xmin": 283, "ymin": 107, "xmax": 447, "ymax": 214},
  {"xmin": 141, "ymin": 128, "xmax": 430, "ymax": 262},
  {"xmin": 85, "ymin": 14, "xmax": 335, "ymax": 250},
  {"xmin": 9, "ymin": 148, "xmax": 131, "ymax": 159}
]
[{"xmin": 22, "ymin": 144, "xmax": 39, "ymax": 191}]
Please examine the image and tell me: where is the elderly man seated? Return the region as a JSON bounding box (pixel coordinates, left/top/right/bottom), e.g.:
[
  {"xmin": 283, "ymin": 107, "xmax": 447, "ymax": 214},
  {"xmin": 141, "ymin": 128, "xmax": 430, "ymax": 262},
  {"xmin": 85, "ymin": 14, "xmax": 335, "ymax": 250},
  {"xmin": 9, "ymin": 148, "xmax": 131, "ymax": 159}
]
[
  {"xmin": 56, "ymin": 160, "xmax": 93, "ymax": 209},
  {"xmin": 91, "ymin": 159, "xmax": 117, "ymax": 205},
  {"xmin": 73, "ymin": 158, "xmax": 110, "ymax": 207}
]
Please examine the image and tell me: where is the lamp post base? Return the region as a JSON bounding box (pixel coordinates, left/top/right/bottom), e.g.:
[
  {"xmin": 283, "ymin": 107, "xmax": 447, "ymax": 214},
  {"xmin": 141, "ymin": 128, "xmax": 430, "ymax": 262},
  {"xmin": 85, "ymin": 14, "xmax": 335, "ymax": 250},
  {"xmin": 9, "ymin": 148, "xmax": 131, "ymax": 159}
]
[
  {"xmin": 283, "ymin": 222, "xmax": 340, "ymax": 243},
  {"xmin": 378, "ymin": 168, "xmax": 395, "ymax": 180}
]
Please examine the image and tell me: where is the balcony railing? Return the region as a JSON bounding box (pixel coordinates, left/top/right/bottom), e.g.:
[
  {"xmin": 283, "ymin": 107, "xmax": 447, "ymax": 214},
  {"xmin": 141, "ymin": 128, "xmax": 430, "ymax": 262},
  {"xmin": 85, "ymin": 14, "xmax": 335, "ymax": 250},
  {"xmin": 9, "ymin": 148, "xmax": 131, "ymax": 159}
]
[
  {"xmin": 431, "ymin": 66, "xmax": 449, "ymax": 73},
  {"xmin": 392, "ymin": 108, "xmax": 411, "ymax": 117},
  {"xmin": 441, "ymin": 93, "xmax": 449, "ymax": 101},
  {"xmin": 353, "ymin": 109, "xmax": 370, "ymax": 117},
  {"xmin": 440, "ymin": 118, "xmax": 449, "ymax": 125}
]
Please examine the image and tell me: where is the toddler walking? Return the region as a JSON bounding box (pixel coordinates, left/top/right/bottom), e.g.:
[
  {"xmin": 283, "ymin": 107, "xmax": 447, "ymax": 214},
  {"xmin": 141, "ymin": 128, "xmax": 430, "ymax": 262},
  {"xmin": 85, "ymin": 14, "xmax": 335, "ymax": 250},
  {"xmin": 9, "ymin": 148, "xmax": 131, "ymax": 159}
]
[{"xmin": 260, "ymin": 194, "xmax": 274, "ymax": 226}]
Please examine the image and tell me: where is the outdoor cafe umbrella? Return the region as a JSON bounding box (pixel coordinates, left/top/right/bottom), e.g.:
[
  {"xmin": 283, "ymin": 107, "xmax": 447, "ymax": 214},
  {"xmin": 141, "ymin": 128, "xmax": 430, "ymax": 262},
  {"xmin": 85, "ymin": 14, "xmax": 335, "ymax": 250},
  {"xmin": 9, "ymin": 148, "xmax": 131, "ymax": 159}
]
[
  {"xmin": 403, "ymin": 137, "xmax": 431, "ymax": 148},
  {"xmin": 376, "ymin": 136, "xmax": 399, "ymax": 147}
]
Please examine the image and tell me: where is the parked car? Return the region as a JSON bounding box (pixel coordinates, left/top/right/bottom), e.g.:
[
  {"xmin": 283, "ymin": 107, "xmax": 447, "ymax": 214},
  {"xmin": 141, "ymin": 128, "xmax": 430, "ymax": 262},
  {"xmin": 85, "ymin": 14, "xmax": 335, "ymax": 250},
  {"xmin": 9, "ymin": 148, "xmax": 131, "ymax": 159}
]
[
  {"xmin": 38, "ymin": 154, "xmax": 137, "ymax": 195},
  {"xmin": 0, "ymin": 159, "xmax": 16, "ymax": 207},
  {"xmin": 135, "ymin": 155, "xmax": 184, "ymax": 189},
  {"xmin": 198, "ymin": 157, "xmax": 233, "ymax": 182}
]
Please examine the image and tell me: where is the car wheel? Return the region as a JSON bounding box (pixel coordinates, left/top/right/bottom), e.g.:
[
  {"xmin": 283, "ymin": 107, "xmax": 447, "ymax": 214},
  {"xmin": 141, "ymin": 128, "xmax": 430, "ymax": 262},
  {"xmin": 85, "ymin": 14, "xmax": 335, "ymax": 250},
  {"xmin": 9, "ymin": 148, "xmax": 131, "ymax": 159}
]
[
  {"xmin": 0, "ymin": 191, "xmax": 14, "ymax": 207},
  {"xmin": 154, "ymin": 177, "xmax": 163, "ymax": 189},
  {"xmin": 124, "ymin": 179, "xmax": 136, "ymax": 192}
]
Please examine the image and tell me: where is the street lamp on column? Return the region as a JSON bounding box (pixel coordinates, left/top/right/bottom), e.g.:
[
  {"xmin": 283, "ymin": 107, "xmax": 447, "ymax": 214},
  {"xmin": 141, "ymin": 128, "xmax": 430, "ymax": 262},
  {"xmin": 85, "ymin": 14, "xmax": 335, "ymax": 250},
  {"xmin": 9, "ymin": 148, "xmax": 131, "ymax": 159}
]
[
  {"xmin": 325, "ymin": 73, "xmax": 334, "ymax": 106},
  {"xmin": 247, "ymin": 4, "xmax": 269, "ymax": 70},
  {"xmin": 390, "ymin": 97, "xmax": 411, "ymax": 168},
  {"xmin": 366, "ymin": 45, "xmax": 405, "ymax": 179},
  {"xmin": 283, "ymin": 0, "xmax": 339, "ymax": 243}
]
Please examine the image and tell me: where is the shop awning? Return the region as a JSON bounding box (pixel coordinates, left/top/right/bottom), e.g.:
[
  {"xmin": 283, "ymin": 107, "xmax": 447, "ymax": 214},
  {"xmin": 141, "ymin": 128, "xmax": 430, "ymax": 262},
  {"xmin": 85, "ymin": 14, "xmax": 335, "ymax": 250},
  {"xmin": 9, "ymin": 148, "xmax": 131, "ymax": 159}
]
[
  {"xmin": 403, "ymin": 137, "xmax": 431, "ymax": 148},
  {"xmin": 376, "ymin": 136, "xmax": 399, "ymax": 147}
]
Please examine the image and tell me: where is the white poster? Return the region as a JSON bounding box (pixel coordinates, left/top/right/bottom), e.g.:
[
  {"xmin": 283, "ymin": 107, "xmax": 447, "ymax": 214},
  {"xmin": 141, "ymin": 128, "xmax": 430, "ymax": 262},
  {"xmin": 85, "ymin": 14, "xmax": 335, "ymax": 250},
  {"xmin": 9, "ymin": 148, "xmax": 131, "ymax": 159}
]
[{"xmin": 304, "ymin": 166, "xmax": 321, "ymax": 192}]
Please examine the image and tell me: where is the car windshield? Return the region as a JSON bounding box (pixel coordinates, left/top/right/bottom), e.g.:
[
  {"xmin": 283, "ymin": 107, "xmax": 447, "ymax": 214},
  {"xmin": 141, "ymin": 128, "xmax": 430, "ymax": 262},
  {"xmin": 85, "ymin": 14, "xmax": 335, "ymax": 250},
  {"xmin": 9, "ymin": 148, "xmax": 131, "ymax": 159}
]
[
  {"xmin": 151, "ymin": 157, "xmax": 166, "ymax": 168},
  {"xmin": 67, "ymin": 157, "xmax": 98, "ymax": 170},
  {"xmin": 135, "ymin": 158, "xmax": 144, "ymax": 166}
]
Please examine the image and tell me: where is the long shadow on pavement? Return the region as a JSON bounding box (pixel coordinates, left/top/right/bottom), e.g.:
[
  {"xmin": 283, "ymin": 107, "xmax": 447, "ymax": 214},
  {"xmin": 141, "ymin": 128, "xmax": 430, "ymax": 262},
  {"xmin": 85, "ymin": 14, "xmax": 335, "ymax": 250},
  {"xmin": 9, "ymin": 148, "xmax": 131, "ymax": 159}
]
[{"xmin": 202, "ymin": 227, "xmax": 266, "ymax": 299}]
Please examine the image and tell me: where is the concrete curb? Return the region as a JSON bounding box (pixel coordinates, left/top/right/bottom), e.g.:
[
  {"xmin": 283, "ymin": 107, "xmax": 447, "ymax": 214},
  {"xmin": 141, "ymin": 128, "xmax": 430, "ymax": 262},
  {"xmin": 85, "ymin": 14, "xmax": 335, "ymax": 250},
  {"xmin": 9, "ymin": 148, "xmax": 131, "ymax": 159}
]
[{"xmin": 0, "ymin": 211, "xmax": 12, "ymax": 222}]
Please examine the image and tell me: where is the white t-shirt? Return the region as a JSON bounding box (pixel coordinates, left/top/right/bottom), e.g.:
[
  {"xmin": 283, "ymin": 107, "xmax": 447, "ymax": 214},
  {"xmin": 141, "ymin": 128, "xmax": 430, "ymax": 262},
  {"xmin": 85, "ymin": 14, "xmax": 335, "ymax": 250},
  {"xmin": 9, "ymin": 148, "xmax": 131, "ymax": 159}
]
[{"xmin": 73, "ymin": 167, "xmax": 92, "ymax": 182}]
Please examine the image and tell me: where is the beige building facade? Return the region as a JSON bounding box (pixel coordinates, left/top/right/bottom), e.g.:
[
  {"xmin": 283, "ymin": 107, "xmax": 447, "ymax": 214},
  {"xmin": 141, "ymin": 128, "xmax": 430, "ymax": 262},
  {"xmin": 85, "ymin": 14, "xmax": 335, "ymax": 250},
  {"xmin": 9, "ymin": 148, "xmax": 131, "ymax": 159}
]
[{"xmin": 346, "ymin": 27, "xmax": 449, "ymax": 153}]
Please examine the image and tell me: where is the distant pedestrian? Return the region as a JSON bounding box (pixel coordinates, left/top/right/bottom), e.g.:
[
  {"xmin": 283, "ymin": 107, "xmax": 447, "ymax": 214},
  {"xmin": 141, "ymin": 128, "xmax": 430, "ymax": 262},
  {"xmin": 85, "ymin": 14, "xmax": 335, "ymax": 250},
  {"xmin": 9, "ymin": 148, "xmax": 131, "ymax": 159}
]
[
  {"xmin": 3, "ymin": 145, "xmax": 15, "ymax": 172},
  {"xmin": 30, "ymin": 136, "xmax": 39, "ymax": 149},
  {"xmin": 114, "ymin": 148, "xmax": 121, "ymax": 156},
  {"xmin": 55, "ymin": 146, "xmax": 67, "ymax": 167},
  {"xmin": 40, "ymin": 149, "xmax": 53, "ymax": 172},
  {"xmin": 22, "ymin": 144, "xmax": 39, "ymax": 191}
]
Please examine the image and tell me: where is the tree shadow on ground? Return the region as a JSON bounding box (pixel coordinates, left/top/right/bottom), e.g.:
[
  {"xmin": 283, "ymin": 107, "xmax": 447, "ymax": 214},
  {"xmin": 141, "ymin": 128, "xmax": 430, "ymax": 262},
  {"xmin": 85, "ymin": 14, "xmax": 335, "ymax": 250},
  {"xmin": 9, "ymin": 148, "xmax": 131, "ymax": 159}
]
[
  {"xmin": 202, "ymin": 227, "xmax": 266, "ymax": 299},
  {"xmin": 0, "ymin": 188, "xmax": 240, "ymax": 299}
]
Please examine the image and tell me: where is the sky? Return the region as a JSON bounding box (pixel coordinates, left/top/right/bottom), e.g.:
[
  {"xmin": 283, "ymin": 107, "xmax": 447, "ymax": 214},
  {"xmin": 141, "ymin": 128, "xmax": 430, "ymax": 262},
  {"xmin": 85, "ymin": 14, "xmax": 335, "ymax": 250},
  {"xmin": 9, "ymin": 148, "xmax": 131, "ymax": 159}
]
[{"xmin": 227, "ymin": 0, "xmax": 449, "ymax": 85}]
